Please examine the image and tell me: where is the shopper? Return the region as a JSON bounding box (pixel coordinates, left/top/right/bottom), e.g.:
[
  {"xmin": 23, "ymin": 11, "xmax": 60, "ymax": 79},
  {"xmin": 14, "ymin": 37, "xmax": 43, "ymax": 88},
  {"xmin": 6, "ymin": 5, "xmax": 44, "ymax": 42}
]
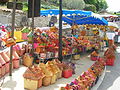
[
  {"xmin": 106, "ymin": 31, "xmax": 115, "ymax": 46},
  {"xmin": 118, "ymin": 30, "xmax": 120, "ymax": 43}
]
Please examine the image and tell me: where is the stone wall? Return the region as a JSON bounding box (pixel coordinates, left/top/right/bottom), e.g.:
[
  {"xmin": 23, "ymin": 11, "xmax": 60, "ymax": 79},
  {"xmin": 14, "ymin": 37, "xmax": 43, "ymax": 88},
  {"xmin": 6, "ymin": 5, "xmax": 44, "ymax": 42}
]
[
  {"xmin": 0, "ymin": 9, "xmax": 51, "ymax": 27},
  {"xmin": 29, "ymin": 16, "xmax": 51, "ymax": 27}
]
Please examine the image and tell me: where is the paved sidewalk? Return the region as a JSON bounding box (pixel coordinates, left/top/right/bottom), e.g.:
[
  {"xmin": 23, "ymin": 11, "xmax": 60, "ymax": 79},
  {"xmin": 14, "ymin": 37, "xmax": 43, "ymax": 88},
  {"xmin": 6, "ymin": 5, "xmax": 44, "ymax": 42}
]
[
  {"xmin": 1, "ymin": 54, "xmax": 95, "ymax": 90},
  {"xmin": 98, "ymin": 47, "xmax": 120, "ymax": 90}
]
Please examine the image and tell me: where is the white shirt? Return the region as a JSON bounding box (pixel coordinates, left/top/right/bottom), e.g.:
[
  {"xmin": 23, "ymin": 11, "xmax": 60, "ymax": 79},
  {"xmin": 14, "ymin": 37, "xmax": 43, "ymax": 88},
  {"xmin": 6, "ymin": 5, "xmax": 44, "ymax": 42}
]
[{"xmin": 106, "ymin": 32, "xmax": 115, "ymax": 40}]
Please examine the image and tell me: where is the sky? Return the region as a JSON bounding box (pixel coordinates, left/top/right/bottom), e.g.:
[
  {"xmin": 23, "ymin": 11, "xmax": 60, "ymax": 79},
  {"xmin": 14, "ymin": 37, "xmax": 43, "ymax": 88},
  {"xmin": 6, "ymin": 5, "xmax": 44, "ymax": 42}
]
[{"xmin": 106, "ymin": 0, "xmax": 120, "ymax": 12}]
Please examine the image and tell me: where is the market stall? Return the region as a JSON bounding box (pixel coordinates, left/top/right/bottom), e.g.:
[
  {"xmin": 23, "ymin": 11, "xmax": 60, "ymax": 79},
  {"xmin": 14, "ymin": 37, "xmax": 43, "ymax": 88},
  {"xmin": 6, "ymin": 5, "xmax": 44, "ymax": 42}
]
[
  {"xmin": 40, "ymin": 9, "xmax": 108, "ymax": 61},
  {"xmin": 18, "ymin": 10, "xmax": 110, "ymax": 90},
  {"xmin": 0, "ymin": 0, "xmax": 118, "ymax": 89},
  {"xmin": 0, "ymin": 2, "xmax": 114, "ymax": 89}
]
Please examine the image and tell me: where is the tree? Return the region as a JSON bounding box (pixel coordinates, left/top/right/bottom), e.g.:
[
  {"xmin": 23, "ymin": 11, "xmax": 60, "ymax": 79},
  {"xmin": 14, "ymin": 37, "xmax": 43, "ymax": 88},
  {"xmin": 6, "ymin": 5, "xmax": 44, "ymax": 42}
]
[
  {"xmin": 84, "ymin": 0, "xmax": 97, "ymax": 5},
  {"xmin": 95, "ymin": 0, "xmax": 108, "ymax": 11},
  {"xmin": 83, "ymin": 0, "xmax": 108, "ymax": 12},
  {"xmin": 0, "ymin": 0, "xmax": 8, "ymax": 4},
  {"xmin": 63, "ymin": 0, "xmax": 85, "ymax": 10},
  {"xmin": 84, "ymin": 4, "xmax": 96, "ymax": 12}
]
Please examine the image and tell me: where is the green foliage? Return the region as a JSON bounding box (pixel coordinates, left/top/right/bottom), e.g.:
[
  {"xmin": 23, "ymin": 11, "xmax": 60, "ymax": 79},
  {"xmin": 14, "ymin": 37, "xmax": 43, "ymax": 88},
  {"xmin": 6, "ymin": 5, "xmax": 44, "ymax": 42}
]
[
  {"xmin": 41, "ymin": 4, "xmax": 51, "ymax": 9},
  {"xmin": 22, "ymin": 2, "xmax": 28, "ymax": 11},
  {"xmin": 84, "ymin": 0, "xmax": 108, "ymax": 12},
  {"xmin": 84, "ymin": 4, "xmax": 96, "ymax": 12},
  {"xmin": 41, "ymin": 4, "xmax": 58, "ymax": 9},
  {"xmin": 0, "ymin": 0, "xmax": 8, "ymax": 5},
  {"xmin": 0, "ymin": 0, "xmax": 8, "ymax": 3},
  {"xmin": 63, "ymin": 0, "xmax": 85, "ymax": 10},
  {"xmin": 84, "ymin": 0, "xmax": 97, "ymax": 5},
  {"xmin": 95, "ymin": 0, "xmax": 108, "ymax": 11},
  {"xmin": 114, "ymin": 13, "xmax": 120, "ymax": 15},
  {"xmin": 23, "ymin": 2, "xmax": 28, "ymax": 7}
]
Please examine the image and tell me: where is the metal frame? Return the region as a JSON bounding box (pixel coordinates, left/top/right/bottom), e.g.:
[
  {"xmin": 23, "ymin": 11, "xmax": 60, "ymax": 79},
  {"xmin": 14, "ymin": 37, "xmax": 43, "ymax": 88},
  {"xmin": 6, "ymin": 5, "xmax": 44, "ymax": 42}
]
[
  {"xmin": 58, "ymin": 0, "xmax": 63, "ymax": 62},
  {"xmin": 31, "ymin": 0, "xmax": 35, "ymax": 55},
  {"xmin": 9, "ymin": 0, "xmax": 16, "ymax": 76}
]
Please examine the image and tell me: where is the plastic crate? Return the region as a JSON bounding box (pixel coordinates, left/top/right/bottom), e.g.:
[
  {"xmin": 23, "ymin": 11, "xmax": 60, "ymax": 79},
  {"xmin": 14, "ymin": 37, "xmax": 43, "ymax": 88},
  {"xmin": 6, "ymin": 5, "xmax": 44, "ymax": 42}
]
[
  {"xmin": 62, "ymin": 69, "xmax": 72, "ymax": 78},
  {"xmin": 106, "ymin": 58, "xmax": 115, "ymax": 66}
]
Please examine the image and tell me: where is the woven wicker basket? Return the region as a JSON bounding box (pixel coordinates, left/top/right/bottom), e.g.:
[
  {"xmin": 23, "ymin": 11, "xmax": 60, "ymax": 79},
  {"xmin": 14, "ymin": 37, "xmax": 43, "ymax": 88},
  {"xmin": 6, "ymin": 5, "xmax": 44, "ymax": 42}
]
[
  {"xmin": 24, "ymin": 78, "xmax": 38, "ymax": 90},
  {"xmin": 23, "ymin": 53, "xmax": 33, "ymax": 67},
  {"xmin": 51, "ymin": 74, "xmax": 57, "ymax": 84},
  {"xmin": 42, "ymin": 76, "xmax": 52, "ymax": 86},
  {"xmin": 73, "ymin": 54, "xmax": 80, "ymax": 60}
]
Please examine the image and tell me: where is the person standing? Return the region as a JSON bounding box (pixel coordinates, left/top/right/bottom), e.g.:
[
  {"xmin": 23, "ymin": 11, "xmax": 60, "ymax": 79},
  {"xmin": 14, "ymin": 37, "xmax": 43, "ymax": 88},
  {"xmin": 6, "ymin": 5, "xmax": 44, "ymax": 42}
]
[
  {"xmin": 118, "ymin": 30, "xmax": 120, "ymax": 43},
  {"xmin": 106, "ymin": 31, "xmax": 115, "ymax": 46}
]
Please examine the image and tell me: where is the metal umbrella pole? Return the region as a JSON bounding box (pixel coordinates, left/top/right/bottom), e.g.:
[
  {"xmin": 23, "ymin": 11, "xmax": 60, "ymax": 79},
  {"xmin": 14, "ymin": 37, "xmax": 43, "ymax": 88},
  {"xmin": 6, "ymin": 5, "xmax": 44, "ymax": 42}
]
[
  {"xmin": 31, "ymin": 0, "xmax": 35, "ymax": 55},
  {"xmin": 70, "ymin": 15, "xmax": 76, "ymax": 62},
  {"xmin": 59, "ymin": 0, "xmax": 63, "ymax": 62},
  {"xmin": 9, "ymin": 0, "xmax": 16, "ymax": 76}
]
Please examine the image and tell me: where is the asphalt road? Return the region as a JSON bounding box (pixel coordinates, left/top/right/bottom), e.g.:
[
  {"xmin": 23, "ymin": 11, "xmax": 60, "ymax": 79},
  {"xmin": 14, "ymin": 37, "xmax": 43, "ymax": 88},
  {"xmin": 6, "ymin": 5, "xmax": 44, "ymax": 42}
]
[{"xmin": 98, "ymin": 46, "xmax": 120, "ymax": 90}]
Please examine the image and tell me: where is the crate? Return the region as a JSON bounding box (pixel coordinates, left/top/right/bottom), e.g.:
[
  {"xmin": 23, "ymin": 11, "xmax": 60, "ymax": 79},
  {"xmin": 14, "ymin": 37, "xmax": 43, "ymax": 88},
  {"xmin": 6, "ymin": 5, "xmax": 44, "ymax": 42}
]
[{"xmin": 106, "ymin": 58, "xmax": 115, "ymax": 66}]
